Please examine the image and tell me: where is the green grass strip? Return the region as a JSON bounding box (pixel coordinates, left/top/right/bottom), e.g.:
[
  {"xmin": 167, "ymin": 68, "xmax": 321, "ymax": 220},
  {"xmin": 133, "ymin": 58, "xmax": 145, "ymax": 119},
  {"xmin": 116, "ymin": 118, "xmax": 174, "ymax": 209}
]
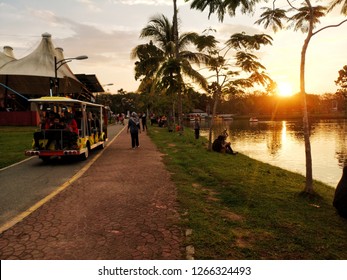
[
  {"xmin": 148, "ymin": 126, "xmax": 347, "ymax": 260},
  {"xmin": 0, "ymin": 126, "xmax": 36, "ymax": 169}
]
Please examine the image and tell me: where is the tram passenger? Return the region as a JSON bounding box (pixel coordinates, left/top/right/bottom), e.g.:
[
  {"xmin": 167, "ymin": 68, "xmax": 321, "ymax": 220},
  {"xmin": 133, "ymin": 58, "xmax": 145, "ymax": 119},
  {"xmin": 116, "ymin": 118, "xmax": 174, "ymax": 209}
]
[
  {"xmin": 103, "ymin": 110, "xmax": 108, "ymax": 138},
  {"xmin": 45, "ymin": 114, "xmax": 66, "ymax": 149},
  {"xmin": 44, "ymin": 111, "xmax": 56, "ymax": 129},
  {"xmin": 64, "ymin": 112, "xmax": 78, "ymax": 134},
  {"xmin": 90, "ymin": 112, "xmax": 100, "ymax": 141},
  {"xmin": 92, "ymin": 113, "xmax": 100, "ymax": 133},
  {"xmin": 74, "ymin": 111, "xmax": 82, "ymax": 130},
  {"xmin": 34, "ymin": 111, "xmax": 54, "ymax": 149},
  {"xmin": 87, "ymin": 111, "xmax": 94, "ymax": 135},
  {"xmin": 34, "ymin": 112, "xmax": 47, "ymax": 149},
  {"xmin": 63, "ymin": 112, "xmax": 78, "ymax": 149}
]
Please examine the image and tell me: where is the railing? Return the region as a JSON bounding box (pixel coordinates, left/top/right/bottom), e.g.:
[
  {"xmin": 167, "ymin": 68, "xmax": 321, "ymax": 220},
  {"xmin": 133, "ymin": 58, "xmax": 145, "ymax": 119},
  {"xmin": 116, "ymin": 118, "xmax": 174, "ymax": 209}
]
[{"xmin": 35, "ymin": 129, "xmax": 78, "ymax": 150}]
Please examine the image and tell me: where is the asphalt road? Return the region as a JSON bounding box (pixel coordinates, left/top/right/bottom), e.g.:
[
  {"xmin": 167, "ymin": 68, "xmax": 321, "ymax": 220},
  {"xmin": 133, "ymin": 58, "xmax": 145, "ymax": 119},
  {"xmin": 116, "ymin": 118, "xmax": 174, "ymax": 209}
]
[{"xmin": 0, "ymin": 124, "xmax": 125, "ymax": 229}]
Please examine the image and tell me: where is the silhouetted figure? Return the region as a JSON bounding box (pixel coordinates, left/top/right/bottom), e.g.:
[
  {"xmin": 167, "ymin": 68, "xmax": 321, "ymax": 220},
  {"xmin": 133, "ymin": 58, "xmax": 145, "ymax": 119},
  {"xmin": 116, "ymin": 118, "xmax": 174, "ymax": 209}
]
[
  {"xmin": 212, "ymin": 134, "xmax": 237, "ymax": 155},
  {"xmin": 141, "ymin": 112, "xmax": 148, "ymax": 131},
  {"xmin": 45, "ymin": 114, "xmax": 65, "ymax": 150},
  {"xmin": 194, "ymin": 118, "xmax": 200, "ymax": 139},
  {"xmin": 333, "ymin": 166, "xmax": 347, "ymax": 219},
  {"xmin": 127, "ymin": 112, "xmax": 141, "ymax": 149}
]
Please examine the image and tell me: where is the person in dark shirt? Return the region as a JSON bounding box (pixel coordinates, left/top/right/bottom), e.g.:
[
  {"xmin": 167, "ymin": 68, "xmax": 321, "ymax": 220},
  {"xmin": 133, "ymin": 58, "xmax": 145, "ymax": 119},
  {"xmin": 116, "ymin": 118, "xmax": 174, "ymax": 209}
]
[
  {"xmin": 127, "ymin": 112, "xmax": 141, "ymax": 149},
  {"xmin": 141, "ymin": 112, "xmax": 148, "ymax": 131},
  {"xmin": 194, "ymin": 118, "xmax": 200, "ymax": 139},
  {"xmin": 333, "ymin": 166, "xmax": 347, "ymax": 218},
  {"xmin": 212, "ymin": 134, "xmax": 237, "ymax": 155},
  {"xmin": 45, "ymin": 114, "xmax": 65, "ymax": 149}
]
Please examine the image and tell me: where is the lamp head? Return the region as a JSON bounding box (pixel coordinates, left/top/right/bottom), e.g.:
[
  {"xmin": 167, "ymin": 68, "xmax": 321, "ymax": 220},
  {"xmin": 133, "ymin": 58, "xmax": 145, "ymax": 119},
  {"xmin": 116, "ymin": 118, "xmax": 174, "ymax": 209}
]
[{"xmin": 74, "ymin": 55, "xmax": 88, "ymax": 60}]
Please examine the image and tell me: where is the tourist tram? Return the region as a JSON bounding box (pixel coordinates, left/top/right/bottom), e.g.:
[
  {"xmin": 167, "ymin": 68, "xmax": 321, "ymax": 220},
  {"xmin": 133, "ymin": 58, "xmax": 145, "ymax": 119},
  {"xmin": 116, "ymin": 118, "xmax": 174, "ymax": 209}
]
[{"xmin": 25, "ymin": 96, "xmax": 107, "ymax": 161}]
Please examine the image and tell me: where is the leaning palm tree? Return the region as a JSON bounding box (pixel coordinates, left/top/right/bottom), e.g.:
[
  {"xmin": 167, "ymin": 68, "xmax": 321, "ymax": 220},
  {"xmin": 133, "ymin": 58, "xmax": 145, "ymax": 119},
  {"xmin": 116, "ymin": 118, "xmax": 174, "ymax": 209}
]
[{"xmin": 131, "ymin": 14, "xmax": 209, "ymax": 126}]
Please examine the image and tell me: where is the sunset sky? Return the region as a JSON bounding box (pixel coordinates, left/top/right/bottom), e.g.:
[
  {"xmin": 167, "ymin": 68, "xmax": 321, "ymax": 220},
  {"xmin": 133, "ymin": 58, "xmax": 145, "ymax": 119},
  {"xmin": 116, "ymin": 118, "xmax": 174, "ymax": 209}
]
[{"xmin": 1, "ymin": 0, "xmax": 347, "ymax": 95}]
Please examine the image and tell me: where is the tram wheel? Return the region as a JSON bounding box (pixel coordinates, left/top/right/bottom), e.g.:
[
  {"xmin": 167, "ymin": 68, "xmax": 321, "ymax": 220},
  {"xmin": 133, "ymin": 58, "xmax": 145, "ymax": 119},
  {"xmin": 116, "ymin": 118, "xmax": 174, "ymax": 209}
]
[{"xmin": 80, "ymin": 143, "xmax": 90, "ymax": 161}]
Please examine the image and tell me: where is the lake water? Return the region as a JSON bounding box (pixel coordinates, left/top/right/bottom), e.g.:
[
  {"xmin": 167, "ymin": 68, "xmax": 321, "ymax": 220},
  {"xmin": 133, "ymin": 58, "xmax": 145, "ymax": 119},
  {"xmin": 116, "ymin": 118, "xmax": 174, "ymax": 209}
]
[{"xmin": 191, "ymin": 119, "xmax": 347, "ymax": 188}]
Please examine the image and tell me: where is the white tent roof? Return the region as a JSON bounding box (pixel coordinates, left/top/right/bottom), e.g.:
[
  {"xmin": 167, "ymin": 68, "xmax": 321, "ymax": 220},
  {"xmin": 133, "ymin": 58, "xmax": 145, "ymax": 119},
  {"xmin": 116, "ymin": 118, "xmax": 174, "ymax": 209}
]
[
  {"xmin": 0, "ymin": 33, "xmax": 94, "ymax": 100},
  {"xmin": 0, "ymin": 33, "xmax": 78, "ymax": 80}
]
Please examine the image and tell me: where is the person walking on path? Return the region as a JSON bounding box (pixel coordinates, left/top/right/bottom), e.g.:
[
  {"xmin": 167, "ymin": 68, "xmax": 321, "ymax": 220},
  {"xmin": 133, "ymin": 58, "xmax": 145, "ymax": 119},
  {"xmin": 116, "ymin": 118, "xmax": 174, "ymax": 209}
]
[
  {"xmin": 194, "ymin": 117, "xmax": 200, "ymax": 139},
  {"xmin": 141, "ymin": 112, "xmax": 148, "ymax": 132},
  {"xmin": 127, "ymin": 112, "xmax": 141, "ymax": 149}
]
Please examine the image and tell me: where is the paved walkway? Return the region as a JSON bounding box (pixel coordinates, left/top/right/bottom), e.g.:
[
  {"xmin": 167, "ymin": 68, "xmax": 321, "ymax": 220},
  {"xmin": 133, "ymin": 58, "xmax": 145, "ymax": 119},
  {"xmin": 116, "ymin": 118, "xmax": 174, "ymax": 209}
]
[{"xmin": 0, "ymin": 125, "xmax": 184, "ymax": 259}]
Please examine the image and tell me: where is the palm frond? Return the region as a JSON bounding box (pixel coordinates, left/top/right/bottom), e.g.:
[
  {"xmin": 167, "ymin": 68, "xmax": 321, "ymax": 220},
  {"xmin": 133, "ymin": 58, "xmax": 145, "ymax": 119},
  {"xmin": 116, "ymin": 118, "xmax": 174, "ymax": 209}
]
[
  {"xmin": 181, "ymin": 60, "xmax": 208, "ymax": 89},
  {"xmin": 235, "ymin": 51, "xmax": 265, "ymax": 72},
  {"xmin": 194, "ymin": 34, "xmax": 219, "ymax": 52},
  {"xmin": 254, "ymin": 7, "xmax": 288, "ymax": 33},
  {"xmin": 249, "ymin": 71, "xmax": 273, "ymax": 86},
  {"xmin": 328, "ymin": 0, "xmax": 347, "ymax": 14},
  {"xmin": 288, "ymin": 4, "xmax": 327, "ymax": 32},
  {"xmin": 226, "ymin": 32, "xmax": 273, "ymax": 50},
  {"xmin": 189, "ymin": 0, "xmax": 260, "ymax": 22}
]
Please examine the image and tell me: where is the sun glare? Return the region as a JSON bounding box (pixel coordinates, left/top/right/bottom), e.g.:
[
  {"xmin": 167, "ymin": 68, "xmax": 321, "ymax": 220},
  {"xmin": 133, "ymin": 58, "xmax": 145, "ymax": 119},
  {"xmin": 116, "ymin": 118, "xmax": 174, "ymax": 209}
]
[{"xmin": 278, "ymin": 82, "xmax": 293, "ymax": 97}]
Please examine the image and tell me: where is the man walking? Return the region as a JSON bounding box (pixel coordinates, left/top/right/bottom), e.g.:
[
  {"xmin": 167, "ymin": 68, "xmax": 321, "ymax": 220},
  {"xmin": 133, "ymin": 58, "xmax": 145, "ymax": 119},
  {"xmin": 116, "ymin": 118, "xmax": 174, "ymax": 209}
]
[{"xmin": 127, "ymin": 112, "xmax": 141, "ymax": 149}]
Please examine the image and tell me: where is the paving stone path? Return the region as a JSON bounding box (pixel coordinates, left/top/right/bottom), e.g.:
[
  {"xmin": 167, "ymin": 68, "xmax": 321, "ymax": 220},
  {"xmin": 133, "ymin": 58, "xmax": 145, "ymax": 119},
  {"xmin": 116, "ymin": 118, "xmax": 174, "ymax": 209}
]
[{"xmin": 0, "ymin": 126, "xmax": 184, "ymax": 259}]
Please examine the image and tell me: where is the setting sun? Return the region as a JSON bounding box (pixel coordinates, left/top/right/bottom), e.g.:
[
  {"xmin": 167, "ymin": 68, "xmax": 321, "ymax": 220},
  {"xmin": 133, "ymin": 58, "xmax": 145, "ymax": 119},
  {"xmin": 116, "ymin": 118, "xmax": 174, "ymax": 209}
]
[{"xmin": 277, "ymin": 82, "xmax": 294, "ymax": 97}]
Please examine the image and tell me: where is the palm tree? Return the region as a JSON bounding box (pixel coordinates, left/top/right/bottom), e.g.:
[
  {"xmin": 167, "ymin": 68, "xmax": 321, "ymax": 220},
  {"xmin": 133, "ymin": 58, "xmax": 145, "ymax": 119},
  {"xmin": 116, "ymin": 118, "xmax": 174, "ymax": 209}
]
[
  {"xmin": 131, "ymin": 14, "xmax": 209, "ymax": 126},
  {"xmin": 255, "ymin": 1, "xmax": 347, "ymax": 194}
]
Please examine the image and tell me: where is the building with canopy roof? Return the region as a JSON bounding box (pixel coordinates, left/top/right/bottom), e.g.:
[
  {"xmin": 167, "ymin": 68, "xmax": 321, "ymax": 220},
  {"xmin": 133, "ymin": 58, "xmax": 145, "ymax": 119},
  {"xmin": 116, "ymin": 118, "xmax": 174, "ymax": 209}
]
[{"xmin": 0, "ymin": 33, "xmax": 104, "ymax": 124}]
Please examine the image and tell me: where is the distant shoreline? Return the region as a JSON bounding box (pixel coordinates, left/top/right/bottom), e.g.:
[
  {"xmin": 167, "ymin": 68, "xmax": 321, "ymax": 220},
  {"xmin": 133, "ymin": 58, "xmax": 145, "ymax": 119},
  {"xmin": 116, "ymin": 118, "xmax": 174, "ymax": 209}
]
[{"xmin": 194, "ymin": 113, "xmax": 347, "ymax": 121}]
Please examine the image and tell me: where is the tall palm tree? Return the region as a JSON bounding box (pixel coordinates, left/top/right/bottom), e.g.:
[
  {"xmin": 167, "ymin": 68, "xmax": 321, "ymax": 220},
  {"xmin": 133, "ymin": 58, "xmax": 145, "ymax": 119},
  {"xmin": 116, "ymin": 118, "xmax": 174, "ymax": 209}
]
[
  {"xmin": 255, "ymin": 1, "xmax": 347, "ymax": 194},
  {"xmin": 172, "ymin": 0, "xmax": 181, "ymax": 127},
  {"xmin": 131, "ymin": 14, "xmax": 209, "ymax": 124}
]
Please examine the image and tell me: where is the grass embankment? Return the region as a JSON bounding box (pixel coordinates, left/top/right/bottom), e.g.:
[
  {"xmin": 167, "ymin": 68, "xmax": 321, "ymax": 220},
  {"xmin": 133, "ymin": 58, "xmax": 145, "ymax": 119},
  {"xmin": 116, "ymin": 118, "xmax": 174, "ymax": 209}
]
[
  {"xmin": 148, "ymin": 127, "xmax": 347, "ymax": 259},
  {"xmin": 0, "ymin": 126, "xmax": 36, "ymax": 169}
]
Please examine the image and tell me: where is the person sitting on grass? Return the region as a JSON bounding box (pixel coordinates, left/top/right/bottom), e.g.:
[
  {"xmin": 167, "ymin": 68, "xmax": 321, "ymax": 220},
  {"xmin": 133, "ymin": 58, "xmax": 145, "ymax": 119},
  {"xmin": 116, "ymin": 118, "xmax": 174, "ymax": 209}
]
[
  {"xmin": 212, "ymin": 134, "xmax": 237, "ymax": 155},
  {"xmin": 333, "ymin": 166, "xmax": 347, "ymax": 219}
]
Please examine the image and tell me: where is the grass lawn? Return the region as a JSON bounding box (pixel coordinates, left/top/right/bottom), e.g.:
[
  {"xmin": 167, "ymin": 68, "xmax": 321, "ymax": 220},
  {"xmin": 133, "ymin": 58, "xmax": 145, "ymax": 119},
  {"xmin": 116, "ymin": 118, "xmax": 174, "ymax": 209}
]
[
  {"xmin": 0, "ymin": 126, "xmax": 36, "ymax": 169},
  {"xmin": 148, "ymin": 126, "xmax": 347, "ymax": 259}
]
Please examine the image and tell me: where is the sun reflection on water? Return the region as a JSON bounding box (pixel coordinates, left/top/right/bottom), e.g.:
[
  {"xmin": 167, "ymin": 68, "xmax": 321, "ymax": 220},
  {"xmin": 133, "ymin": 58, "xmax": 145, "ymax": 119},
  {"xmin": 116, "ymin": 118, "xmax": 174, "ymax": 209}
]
[{"xmin": 281, "ymin": 121, "xmax": 287, "ymax": 143}]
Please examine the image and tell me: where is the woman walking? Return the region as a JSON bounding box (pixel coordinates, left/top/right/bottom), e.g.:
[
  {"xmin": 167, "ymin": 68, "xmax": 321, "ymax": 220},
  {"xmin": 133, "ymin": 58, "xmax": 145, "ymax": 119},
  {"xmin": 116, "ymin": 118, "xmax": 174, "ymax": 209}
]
[{"xmin": 127, "ymin": 112, "xmax": 141, "ymax": 149}]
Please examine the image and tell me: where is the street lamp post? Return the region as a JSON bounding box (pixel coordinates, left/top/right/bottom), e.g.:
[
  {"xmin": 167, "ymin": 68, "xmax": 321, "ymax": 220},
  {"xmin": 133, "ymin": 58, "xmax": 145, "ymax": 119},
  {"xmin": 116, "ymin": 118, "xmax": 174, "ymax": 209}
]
[{"xmin": 53, "ymin": 55, "xmax": 88, "ymax": 96}]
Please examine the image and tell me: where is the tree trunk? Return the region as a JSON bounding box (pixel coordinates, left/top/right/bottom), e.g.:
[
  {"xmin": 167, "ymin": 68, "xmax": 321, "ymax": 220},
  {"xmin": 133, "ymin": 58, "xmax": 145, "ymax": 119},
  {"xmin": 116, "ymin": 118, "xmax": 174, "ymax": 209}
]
[
  {"xmin": 301, "ymin": 0, "xmax": 314, "ymax": 193},
  {"xmin": 208, "ymin": 91, "xmax": 219, "ymax": 150},
  {"xmin": 172, "ymin": 0, "xmax": 183, "ymax": 130}
]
